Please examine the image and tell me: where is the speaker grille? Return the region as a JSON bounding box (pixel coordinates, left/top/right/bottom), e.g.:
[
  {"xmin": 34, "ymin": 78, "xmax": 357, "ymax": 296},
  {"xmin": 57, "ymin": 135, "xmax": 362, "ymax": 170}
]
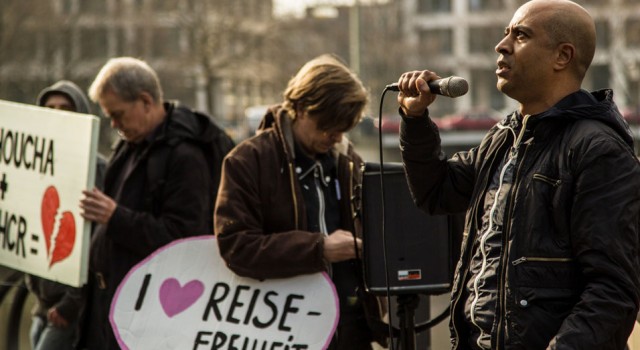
[{"xmin": 361, "ymin": 162, "xmax": 455, "ymax": 295}]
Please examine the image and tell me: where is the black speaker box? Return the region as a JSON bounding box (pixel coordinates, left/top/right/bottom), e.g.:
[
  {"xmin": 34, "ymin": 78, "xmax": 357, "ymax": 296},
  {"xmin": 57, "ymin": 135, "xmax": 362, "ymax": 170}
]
[{"xmin": 361, "ymin": 162, "xmax": 461, "ymax": 295}]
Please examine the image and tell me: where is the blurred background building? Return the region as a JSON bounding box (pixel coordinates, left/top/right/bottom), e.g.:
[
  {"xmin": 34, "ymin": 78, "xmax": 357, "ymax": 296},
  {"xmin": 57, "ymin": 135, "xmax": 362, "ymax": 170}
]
[
  {"xmin": 2, "ymin": 0, "xmax": 640, "ymax": 153},
  {"xmin": 1, "ymin": 0, "xmax": 639, "ymax": 149},
  {"xmin": 403, "ymin": 0, "xmax": 640, "ymax": 120}
]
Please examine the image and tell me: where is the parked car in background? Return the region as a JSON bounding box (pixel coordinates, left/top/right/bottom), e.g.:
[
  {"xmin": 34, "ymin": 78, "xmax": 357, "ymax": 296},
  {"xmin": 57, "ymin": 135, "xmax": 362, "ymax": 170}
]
[
  {"xmin": 376, "ymin": 114, "xmax": 401, "ymax": 134},
  {"xmin": 434, "ymin": 109, "xmax": 502, "ymax": 131},
  {"xmin": 368, "ymin": 111, "xmax": 500, "ymax": 150},
  {"xmin": 622, "ymin": 106, "xmax": 640, "ymax": 125},
  {"xmin": 371, "ymin": 114, "xmax": 403, "ymax": 148}
]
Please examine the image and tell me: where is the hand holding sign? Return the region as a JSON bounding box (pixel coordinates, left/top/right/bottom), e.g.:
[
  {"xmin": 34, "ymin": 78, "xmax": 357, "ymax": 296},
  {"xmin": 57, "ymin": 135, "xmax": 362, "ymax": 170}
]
[
  {"xmin": 80, "ymin": 188, "xmax": 117, "ymax": 225},
  {"xmin": 110, "ymin": 236, "xmax": 339, "ymax": 350}
]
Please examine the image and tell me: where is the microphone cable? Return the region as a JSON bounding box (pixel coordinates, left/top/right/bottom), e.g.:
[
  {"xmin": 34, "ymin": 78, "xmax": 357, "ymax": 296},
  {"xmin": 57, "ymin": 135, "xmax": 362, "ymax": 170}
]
[
  {"xmin": 376, "ymin": 85, "xmax": 452, "ymax": 350},
  {"xmin": 378, "ymin": 85, "xmax": 397, "ymax": 350}
]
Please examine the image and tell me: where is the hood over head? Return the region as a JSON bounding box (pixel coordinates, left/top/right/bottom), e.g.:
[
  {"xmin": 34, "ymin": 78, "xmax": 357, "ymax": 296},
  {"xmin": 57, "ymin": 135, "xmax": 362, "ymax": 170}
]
[{"xmin": 36, "ymin": 80, "xmax": 92, "ymax": 114}]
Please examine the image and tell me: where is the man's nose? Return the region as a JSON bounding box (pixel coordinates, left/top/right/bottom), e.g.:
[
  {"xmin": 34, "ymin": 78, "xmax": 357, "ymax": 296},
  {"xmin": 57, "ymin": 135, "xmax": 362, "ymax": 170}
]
[
  {"xmin": 495, "ymin": 36, "xmax": 511, "ymax": 54},
  {"xmin": 329, "ymin": 132, "xmax": 343, "ymax": 143}
]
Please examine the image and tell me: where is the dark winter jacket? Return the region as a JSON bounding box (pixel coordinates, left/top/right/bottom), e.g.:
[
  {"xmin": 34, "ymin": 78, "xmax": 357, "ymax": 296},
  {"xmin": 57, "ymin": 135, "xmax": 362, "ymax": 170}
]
[
  {"xmin": 90, "ymin": 101, "xmax": 229, "ymax": 294},
  {"xmin": 24, "ymin": 274, "xmax": 84, "ymax": 324},
  {"xmin": 215, "ymin": 105, "xmax": 387, "ymax": 346},
  {"xmin": 400, "ymin": 89, "xmax": 640, "ymax": 350}
]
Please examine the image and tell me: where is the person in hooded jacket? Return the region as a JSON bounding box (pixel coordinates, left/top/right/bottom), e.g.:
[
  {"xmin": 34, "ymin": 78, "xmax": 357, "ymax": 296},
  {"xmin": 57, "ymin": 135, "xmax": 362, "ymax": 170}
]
[
  {"xmin": 25, "ymin": 80, "xmax": 107, "ymax": 350},
  {"xmin": 215, "ymin": 54, "xmax": 387, "ymax": 349},
  {"xmin": 78, "ymin": 57, "xmax": 233, "ymax": 350},
  {"xmin": 394, "ymin": 0, "xmax": 640, "ymax": 349},
  {"xmin": 36, "ymin": 80, "xmax": 108, "ymax": 188}
]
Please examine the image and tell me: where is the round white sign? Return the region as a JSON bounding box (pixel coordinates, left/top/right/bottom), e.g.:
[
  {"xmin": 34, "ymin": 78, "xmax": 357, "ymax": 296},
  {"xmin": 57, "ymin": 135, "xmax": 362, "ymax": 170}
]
[{"xmin": 110, "ymin": 236, "xmax": 339, "ymax": 350}]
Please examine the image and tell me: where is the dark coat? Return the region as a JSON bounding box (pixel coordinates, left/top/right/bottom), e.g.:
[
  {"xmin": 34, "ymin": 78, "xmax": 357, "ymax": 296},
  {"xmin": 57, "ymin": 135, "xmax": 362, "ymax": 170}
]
[
  {"xmin": 215, "ymin": 105, "xmax": 387, "ymax": 346},
  {"xmin": 400, "ymin": 89, "xmax": 640, "ymax": 350},
  {"xmin": 24, "ymin": 274, "xmax": 84, "ymax": 324},
  {"xmin": 90, "ymin": 102, "xmax": 226, "ymax": 291},
  {"xmin": 84, "ymin": 102, "xmax": 231, "ymax": 350}
]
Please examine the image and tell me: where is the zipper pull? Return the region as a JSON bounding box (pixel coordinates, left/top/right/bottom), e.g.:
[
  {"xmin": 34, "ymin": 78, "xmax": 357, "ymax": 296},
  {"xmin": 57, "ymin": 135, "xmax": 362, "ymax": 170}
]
[{"xmin": 512, "ymin": 257, "xmax": 527, "ymax": 266}]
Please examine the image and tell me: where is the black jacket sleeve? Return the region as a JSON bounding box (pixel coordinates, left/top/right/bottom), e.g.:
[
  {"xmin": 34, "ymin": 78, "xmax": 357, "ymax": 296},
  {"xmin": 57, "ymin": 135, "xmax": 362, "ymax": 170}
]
[
  {"xmin": 107, "ymin": 142, "xmax": 213, "ymax": 257},
  {"xmin": 400, "ymin": 109, "xmax": 476, "ymax": 215}
]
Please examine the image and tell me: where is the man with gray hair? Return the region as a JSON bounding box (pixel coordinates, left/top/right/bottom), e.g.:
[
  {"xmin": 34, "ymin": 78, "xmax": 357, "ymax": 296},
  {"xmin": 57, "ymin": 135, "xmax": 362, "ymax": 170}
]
[{"xmin": 79, "ymin": 57, "xmax": 233, "ymax": 349}]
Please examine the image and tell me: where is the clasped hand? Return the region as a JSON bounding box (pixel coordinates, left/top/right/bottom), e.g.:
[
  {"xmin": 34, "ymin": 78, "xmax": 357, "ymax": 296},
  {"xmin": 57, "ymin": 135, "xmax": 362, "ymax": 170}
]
[{"xmin": 323, "ymin": 229, "xmax": 362, "ymax": 263}]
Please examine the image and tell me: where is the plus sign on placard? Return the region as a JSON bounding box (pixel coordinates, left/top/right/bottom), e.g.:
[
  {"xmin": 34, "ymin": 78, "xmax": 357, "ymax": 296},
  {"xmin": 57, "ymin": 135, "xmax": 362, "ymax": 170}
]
[{"xmin": 0, "ymin": 173, "xmax": 7, "ymax": 200}]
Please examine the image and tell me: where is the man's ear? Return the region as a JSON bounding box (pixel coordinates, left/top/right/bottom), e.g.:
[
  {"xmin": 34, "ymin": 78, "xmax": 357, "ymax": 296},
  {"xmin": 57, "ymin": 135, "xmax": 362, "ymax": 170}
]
[
  {"xmin": 139, "ymin": 92, "xmax": 155, "ymax": 111},
  {"xmin": 555, "ymin": 43, "xmax": 575, "ymax": 71},
  {"xmin": 294, "ymin": 105, "xmax": 304, "ymax": 121}
]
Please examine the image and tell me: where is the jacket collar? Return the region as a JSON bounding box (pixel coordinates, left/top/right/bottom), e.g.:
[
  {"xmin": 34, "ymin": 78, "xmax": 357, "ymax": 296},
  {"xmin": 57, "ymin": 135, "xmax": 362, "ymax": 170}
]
[{"xmin": 499, "ymin": 89, "xmax": 633, "ymax": 149}]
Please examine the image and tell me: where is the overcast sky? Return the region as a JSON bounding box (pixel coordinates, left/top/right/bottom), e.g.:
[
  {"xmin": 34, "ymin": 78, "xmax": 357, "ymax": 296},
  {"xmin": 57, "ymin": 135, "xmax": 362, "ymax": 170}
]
[
  {"xmin": 273, "ymin": 0, "xmax": 373, "ymax": 17},
  {"xmin": 272, "ymin": 0, "xmax": 305, "ymax": 17}
]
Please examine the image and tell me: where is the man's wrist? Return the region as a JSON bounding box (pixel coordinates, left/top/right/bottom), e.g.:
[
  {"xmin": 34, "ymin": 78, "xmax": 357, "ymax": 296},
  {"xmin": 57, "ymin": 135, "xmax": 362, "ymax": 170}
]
[{"xmin": 399, "ymin": 107, "xmax": 429, "ymax": 119}]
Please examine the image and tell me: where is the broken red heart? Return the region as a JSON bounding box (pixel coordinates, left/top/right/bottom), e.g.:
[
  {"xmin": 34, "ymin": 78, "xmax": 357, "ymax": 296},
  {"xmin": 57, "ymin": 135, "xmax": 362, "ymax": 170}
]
[
  {"xmin": 41, "ymin": 186, "xmax": 59, "ymax": 256},
  {"xmin": 41, "ymin": 186, "xmax": 76, "ymax": 268}
]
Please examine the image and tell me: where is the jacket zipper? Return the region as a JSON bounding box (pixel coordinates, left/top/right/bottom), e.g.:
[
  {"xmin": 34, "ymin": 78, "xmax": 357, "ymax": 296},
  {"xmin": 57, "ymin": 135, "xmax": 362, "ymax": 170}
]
[
  {"xmin": 512, "ymin": 256, "xmax": 572, "ymax": 266},
  {"xmin": 313, "ymin": 163, "xmax": 328, "ymax": 235},
  {"xmin": 451, "ymin": 128, "xmax": 513, "ymax": 350},
  {"xmin": 288, "ymin": 162, "xmax": 299, "ymax": 230},
  {"xmin": 348, "ymin": 160, "xmax": 354, "ymax": 220},
  {"xmin": 495, "ymin": 114, "xmax": 532, "ymax": 350},
  {"xmin": 469, "ymin": 151, "xmax": 517, "ymax": 349},
  {"xmin": 532, "ymin": 174, "xmax": 561, "ymax": 187}
]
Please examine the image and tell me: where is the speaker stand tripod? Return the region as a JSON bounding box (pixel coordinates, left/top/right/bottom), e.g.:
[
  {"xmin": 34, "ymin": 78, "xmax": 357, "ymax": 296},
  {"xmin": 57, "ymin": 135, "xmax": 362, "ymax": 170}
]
[
  {"xmin": 395, "ymin": 294, "xmax": 419, "ymax": 350},
  {"xmin": 390, "ymin": 294, "xmax": 451, "ymax": 350}
]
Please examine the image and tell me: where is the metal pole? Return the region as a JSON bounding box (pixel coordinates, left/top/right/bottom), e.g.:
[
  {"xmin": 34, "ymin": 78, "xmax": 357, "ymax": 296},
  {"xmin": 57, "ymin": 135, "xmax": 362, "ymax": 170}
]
[{"xmin": 349, "ymin": 0, "xmax": 361, "ymax": 75}]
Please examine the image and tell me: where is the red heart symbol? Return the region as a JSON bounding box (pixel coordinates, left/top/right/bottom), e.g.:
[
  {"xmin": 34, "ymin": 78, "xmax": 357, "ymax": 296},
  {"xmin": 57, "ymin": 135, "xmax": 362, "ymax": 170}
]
[
  {"xmin": 41, "ymin": 186, "xmax": 60, "ymax": 256},
  {"xmin": 50, "ymin": 211, "xmax": 75, "ymax": 267},
  {"xmin": 40, "ymin": 186, "xmax": 76, "ymax": 268}
]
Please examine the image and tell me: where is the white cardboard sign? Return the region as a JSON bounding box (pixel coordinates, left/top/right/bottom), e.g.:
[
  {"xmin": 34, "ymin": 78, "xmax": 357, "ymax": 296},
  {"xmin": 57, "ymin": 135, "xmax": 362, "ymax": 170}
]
[
  {"xmin": 0, "ymin": 99, "xmax": 98, "ymax": 287},
  {"xmin": 111, "ymin": 236, "xmax": 339, "ymax": 350}
]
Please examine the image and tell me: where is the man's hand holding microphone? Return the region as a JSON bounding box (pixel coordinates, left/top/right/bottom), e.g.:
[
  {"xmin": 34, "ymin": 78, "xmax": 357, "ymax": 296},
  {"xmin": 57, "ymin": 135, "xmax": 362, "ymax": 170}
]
[{"xmin": 391, "ymin": 71, "xmax": 469, "ymax": 117}]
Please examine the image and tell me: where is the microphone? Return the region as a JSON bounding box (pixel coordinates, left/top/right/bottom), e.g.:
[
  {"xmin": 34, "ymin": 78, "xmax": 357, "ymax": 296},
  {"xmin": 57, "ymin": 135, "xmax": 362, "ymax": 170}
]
[{"xmin": 386, "ymin": 76, "xmax": 469, "ymax": 98}]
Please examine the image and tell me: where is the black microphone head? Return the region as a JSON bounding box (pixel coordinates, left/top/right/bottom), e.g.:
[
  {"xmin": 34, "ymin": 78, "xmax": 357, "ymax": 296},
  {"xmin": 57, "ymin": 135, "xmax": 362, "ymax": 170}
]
[{"xmin": 441, "ymin": 76, "xmax": 469, "ymax": 98}]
